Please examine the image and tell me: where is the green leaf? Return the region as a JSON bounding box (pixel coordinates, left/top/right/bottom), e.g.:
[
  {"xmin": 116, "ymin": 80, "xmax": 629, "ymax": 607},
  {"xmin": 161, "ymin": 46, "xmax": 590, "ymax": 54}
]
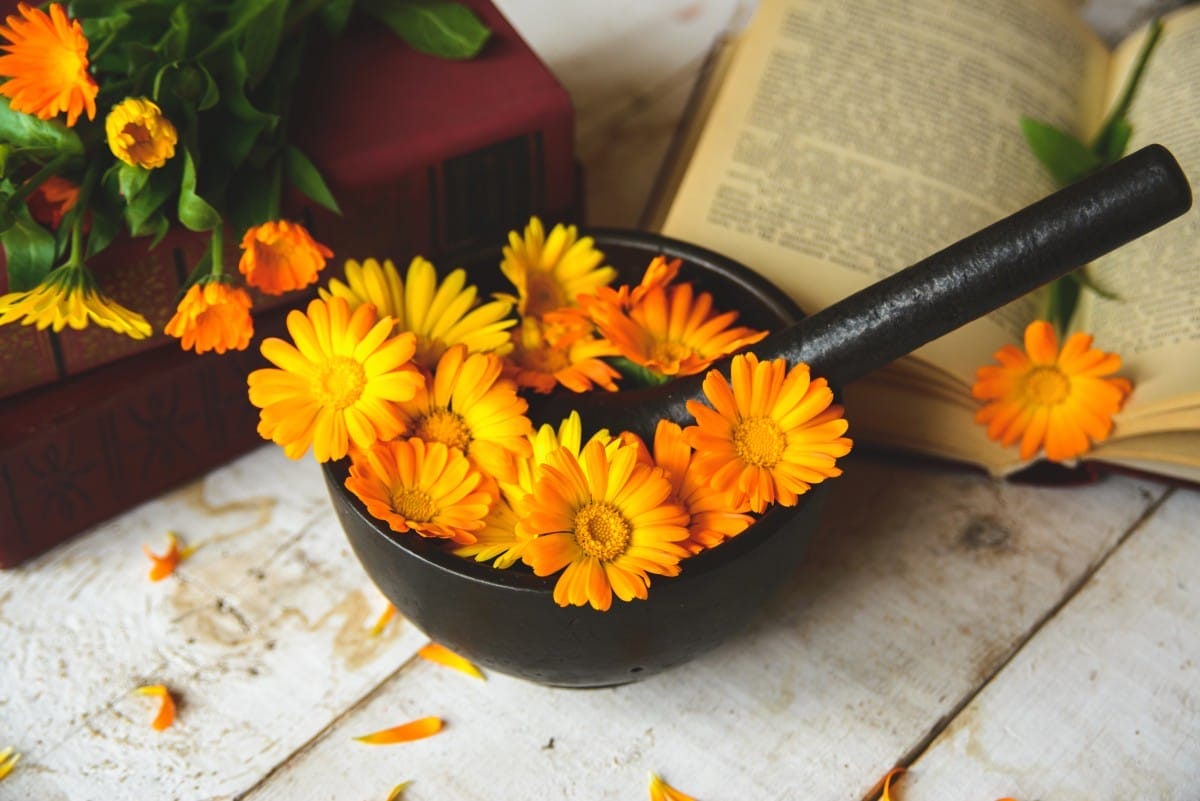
[
  {"xmin": 1, "ymin": 206, "xmax": 57, "ymax": 291},
  {"xmin": 125, "ymin": 167, "xmax": 175, "ymax": 236},
  {"xmin": 221, "ymin": 48, "xmax": 280, "ymax": 129},
  {"xmin": 117, "ymin": 162, "xmax": 151, "ymax": 201},
  {"xmin": 608, "ymin": 356, "xmax": 670, "ymax": 388},
  {"xmin": 285, "ymin": 146, "xmax": 340, "ymax": 214},
  {"xmin": 0, "ymin": 96, "xmax": 84, "ymax": 156},
  {"xmin": 1094, "ymin": 117, "xmax": 1133, "ymax": 165},
  {"xmin": 177, "ymin": 150, "xmax": 222, "ymax": 232},
  {"xmin": 85, "ymin": 205, "xmax": 122, "ymax": 259},
  {"xmin": 238, "ymin": 0, "xmax": 289, "ymax": 86},
  {"xmin": 361, "ymin": 0, "xmax": 491, "ymax": 60},
  {"xmin": 1019, "ymin": 118, "xmax": 1102, "ymax": 187},
  {"xmin": 161, "ymin": 3, "xmax": 191, "ymax": 61},
  {"xmin": 318, "ymin": 0, "xmax": 355, "ymax": 37}
]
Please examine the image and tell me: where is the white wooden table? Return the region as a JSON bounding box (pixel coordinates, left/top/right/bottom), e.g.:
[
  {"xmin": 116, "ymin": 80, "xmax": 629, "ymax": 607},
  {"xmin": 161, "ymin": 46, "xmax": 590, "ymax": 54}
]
[{"xmin": 3, "ymin": 3, "xmax": 1197, "ymax": 800}]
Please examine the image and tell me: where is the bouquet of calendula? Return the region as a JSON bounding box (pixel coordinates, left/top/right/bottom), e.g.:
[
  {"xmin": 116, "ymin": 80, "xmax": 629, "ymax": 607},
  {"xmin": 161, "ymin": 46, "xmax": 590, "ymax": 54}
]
[{"xmin": 0, "ymin": 0, "xmax": 488, "ymax": 353}]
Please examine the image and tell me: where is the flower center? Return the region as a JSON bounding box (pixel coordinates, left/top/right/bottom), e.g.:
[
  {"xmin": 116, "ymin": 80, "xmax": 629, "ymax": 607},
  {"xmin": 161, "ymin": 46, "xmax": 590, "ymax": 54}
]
[
  {"xmin": 732, "ymin": 416, "xmax": 786, "ymax": 468},
  {"xmin": 415, "ymin": 408, "xmax": 472, "ymax": 451},
  {"xmin": 312, "ymin": 356, "xmax": 367, "ymax": 410},
  {"xmin": 524, "ymin": 272, "xmax": 566, "ymax": 317},
  {"xmin": 573, "ymin": 501, "xmax": 633, "ymax": 561},
  {"xmin": 390, "ymin": 487, "xmax": 436, "ymax": 523},
  {"xmin": 519, "ymin": 342, "xmax": 570, "ymax": 374},
  {"xmin": 650, "ymin": 340, "xmax": 695, "ymax": 367},
  {"xmin": 1022, "ymin": 366, "xmax": 1071, "ymax": 405}
]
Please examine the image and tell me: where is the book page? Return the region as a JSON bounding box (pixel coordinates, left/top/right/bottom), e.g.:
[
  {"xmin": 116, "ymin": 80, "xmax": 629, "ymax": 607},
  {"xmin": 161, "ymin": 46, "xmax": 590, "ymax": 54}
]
[
  {"xmin": 659, "ymin": 0, "xmax": 1110, "ymax": 381},
  {"xmin": 1073, "ymin": 6, "xmax": 1200, "ymax": 416}
]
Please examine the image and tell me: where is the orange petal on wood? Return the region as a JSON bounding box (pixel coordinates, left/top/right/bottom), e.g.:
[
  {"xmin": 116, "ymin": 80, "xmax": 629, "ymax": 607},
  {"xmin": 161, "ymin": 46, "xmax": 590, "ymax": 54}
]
[
  {"xmin": 142, "ymin": 532, "xmax": 196, "ymax": 581},
  {"xmin": 354, "ymin": 717, "xmax": 443, "ymax": 745},
  {"xmin": 135, "ymin": 684, "xmax": 177, "ymax": 731},
  {"xmin": 874, "ymin": 767, "xmax": 905, "ymax": 801},
  {"xmin": 369, "ymin": 603, "xmax": 397, "ymax": 636},
  {"xmin": 648, "ymin": 772, "xmax": 698, "ymax": 801},
  {"xmin": 0, "ymin": 747, "xmax": 20, "ymax": 780},
  {"xmin": 418, "ymin": 643, "xmax": 484, "ymax": 679},
  {"xmin": 385, "ymin": 781, "xmax": 412, "ymax": 800}
]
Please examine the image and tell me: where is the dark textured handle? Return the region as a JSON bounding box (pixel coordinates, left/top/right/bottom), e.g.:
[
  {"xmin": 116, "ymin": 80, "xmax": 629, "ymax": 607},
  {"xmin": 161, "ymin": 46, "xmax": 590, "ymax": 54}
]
[{"xmin": 785, "ymin": 143, "xmax": 1192, "ymax": 386}]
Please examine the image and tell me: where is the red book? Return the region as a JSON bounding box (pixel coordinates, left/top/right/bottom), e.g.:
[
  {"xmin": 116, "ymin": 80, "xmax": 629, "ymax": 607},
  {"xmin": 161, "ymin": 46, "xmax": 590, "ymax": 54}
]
[{"xmin": 0, "ymin": 1, "xmax": 578, "ymax": 567}]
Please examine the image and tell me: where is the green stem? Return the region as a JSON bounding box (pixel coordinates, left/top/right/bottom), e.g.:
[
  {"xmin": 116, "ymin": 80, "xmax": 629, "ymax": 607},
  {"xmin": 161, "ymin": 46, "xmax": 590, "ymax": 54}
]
[
  {"xmin": 1092, "ymin": 18, "xmax": 1163, "ymax": 150},
  {"xmin": 64, "ymin": 165, "xmax": 101, "ymax": 268},
  {"xmin": 210, "ymin": 222, "xmax": 225, "ymax": 278}
]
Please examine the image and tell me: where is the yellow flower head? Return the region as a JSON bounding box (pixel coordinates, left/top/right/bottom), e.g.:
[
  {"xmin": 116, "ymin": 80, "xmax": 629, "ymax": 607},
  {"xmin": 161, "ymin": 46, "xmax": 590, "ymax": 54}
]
[
  {"xmin": 345, "ymin": 436, "xmax": 492, "ymax": 544},
  {"xmin": 505, "ymin": 315, "xmax": 621, "ymax": 394},
  {"xmin": 500, "ymin": 216, "xmax": 616, "ymax": 318},
  {"xmin": 585, "ymin": 281, "xmax": 768, "ymax": 378},
  {"xmin": 321, "ymin": 256, "xmax": 515, "ymax": 367},
  {"xmin": 0, "ymin": 2, "xmax": 97, "ymax": 126},
  {"xmin": 248, "ymin": 296, "xmax": 425, "ymax": 462},
  {"xmin": 164, "ymin": 280, "xmax": 254, "ymax": 354},
  {"xmin": 0, "ymin": 264, "xmax": 151, "ymax": 338},
  {"xmin": 972, "ymin": 320, "xmax": 1132, "ymax": 462},
  {"xmin": 518, "ymin": 438, "xmax": 690, "ymax": 611},
  {"xmin": 684, "ymin": 353, "xmax": 853, "ymax": 514},
  {"xmin": 650, "ymin": 419, "xmax": 753, "ymax": 554},
  {"xmin": 238, "ymin": 219, "xmax": 333, "ymax": 295},
  {"xmin": 400, "ymin": 343, "xmax": 533, "ymax": 484},
  {"xmin": 105, "ymin": 97, "xmax": 178, "ymax": 169}
]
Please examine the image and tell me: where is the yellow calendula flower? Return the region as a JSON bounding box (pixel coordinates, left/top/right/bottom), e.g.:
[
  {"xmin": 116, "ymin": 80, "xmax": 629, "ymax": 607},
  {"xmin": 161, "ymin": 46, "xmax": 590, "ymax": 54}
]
[
  {"xmin": 345, "ymin": 437, "xmax": 492, "ymax": 544},
  {"xmin": 0, "ymin": 264, "xmax": 152, "ymax": 338},
  {"xmin": 0, "ymin": 2, "xmax": 97, "ymax": 126},
  {"xmin": 584, "ymin": 281, "xmax": 768, "ymax": 378},
  {"xmin": 684, "ymin": 353, "xmax": 853, "ymax": 514},
  {"xmin": 972, "ymin": 320, "xmax": 1131, "ymax": 462},
  {"xmin": 500, "ymin": 216, "xmax": 616, "ymax": 318},
  {"xmin": 248, "ymin": 296, "xmax": 425, "ymax": 462},
  {"xmin": 519, "ymin": 438, "xmax": 690, "ymax": 611},
  {"xmin": 164, "ymin": 280, "xmax": 254, "ymax": 354},
  {"xmin": 400, "ymin": 344, "xmax": 532, "ymax": 484},
  {"xmin": 321, "ymin": 256, "xmax": 515, "ymax": 367},
  {"xmin": 105, "ymin": 97, "xmax": 178, "ymax": 169},
  {"xmin": 238, "ymin": 220, "xmax": 333, "ymax": 295}
]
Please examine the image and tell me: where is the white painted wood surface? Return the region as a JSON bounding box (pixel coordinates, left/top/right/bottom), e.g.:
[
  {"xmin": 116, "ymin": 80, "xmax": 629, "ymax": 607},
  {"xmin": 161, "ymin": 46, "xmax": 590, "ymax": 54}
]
[{"xmin": 2, "ymin": 2, "xmax": 1196, "ymax": 800}]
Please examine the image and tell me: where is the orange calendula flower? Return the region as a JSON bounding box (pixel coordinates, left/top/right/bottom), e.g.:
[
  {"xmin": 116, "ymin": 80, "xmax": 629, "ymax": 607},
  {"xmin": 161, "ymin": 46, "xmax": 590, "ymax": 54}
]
[
  {"xmin": 0, "ymin": 3, "xmax": 97, "ymax": 126},
  {"xmin": 972, "ymin": 320, "xmax": 1131, "ymax": 462},
  {"xmin": 354, "ymin": 717, "xmax": 443, "ymax": 745},
  {"xmin": 0, "ymin": 746, "xmax": 19, "ymax": 781},
  {"xmin": 369, "ymin": 602, "xmax": 397, "ymax": 636},
  {"xmin": 505, "ymin": 315, "xmax": 620, "ymax": 394},
  {"xmin": 649, "ymin": 772, "xmax": 698, "ymax": 801},
  {"xmin": 519, "ymin": 439, "xmax": 690, "ymax": 611},
  {"xmin": 585, "ymin": 281, "xmax": 768, "ymax": 378},
  {"xmin": 685, "ymin": 353, "xmax": 852, "ymax": 514},
  {"xmin": 26, "ymin": 175, "xmax": 79, "ymax": 228},
  {"xmin": 142, "ymin": 531, "xmax": 196, "ymax": 581},
  {"xmin": 345, "ymin": 437, "xmax": 492, "ymax": 544},
  {"xmin": 105, "ymin": 97, "xmax": 178, "ymax": 169},
  {"xmin": 418, "ymin": 643, "xmax": 484, "ymax": 679},
  {"xmin": 650, "ymin": 419, "xmax": 753, "ymax": 553},
  {"xmin": 321, "ymin": 256, "xmax": 516, "ymax": 367},
  {"xmin": 164, "ymin": 280, "xmax": 254, "ymax": 354},
  {"xmin": 238, "ymin": 220, "xmax": 333, "ymax": 295},
  {"xmin": 248, "ymin": 297, "xmax": 424, "ymax": 462},
  {"xmin": 134, "ymin": 684, "xmax": 177, "ymax": 732},
  {"xmin": 0, "ymin": 264, "xmax": 152, "ymax": 339},
  {"xmin": 500, "ymin": 216, "xmax": 616, "ymax": 318},
  {"xmin": 399, "ymin": 344, "xmax": 532, "ymax": 484}
]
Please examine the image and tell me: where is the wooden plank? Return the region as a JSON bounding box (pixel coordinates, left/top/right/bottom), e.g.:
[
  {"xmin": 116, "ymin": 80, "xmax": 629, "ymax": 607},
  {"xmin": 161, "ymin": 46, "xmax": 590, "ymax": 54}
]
[
  {"xmin": 239, "ymin": 454, "xmax": 1167, "ymax": 801},
  {"xmin": 898, "ymin": 485, "xmax": 1200, "ymax": 800},
  {"xmin": 0, "ymin": 446, "xmax": 429, "ymax": 801}
]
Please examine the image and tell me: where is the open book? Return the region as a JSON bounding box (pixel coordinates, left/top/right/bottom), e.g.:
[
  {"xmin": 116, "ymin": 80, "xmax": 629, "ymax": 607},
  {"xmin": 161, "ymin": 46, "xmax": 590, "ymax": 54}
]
[{"xmin": 646, "ymin": 0, "xmax": 1200, "ymax": 482}]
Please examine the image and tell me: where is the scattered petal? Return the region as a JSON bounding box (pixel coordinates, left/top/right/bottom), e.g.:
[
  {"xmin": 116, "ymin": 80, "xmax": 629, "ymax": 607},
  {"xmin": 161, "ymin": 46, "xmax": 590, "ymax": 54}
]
[
  {"xmin": 354, "ymin": 717, "xmax": 443, "ymax": 745},
  {"xmin": 648, "ymin": 772, "xmax": 698, "ymax": 801},
  {"xmin": 418, "ymin": 643, "xmax": 484, "ymax": 679},
  {"xmin": 369, "ymin": 602, "xmax": 397, "ymax": 637},
  {"xmin": 875, "ymin": 767, "xmax": 905, "ymax": 801},
  {"xmin": 142, "ymin": 532, "xmax": 196, "ymax": 582},
  {"xmin": 135, "ymin": 684, "xmax": 177, "ymax": 731},
  {"xmin": 0, "ymin": 746, "xmax": 20, "ymax": 780},
  {"xmin": 385, "ymin": 781, "xmax": 412, "ymax": 800}
]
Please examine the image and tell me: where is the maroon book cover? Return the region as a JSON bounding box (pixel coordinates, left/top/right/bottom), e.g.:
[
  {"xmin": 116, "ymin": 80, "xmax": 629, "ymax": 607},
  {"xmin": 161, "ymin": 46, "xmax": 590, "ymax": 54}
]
[{"xmin": 0, "ymin": 1, "xmax": 578, "ymax": 567}]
